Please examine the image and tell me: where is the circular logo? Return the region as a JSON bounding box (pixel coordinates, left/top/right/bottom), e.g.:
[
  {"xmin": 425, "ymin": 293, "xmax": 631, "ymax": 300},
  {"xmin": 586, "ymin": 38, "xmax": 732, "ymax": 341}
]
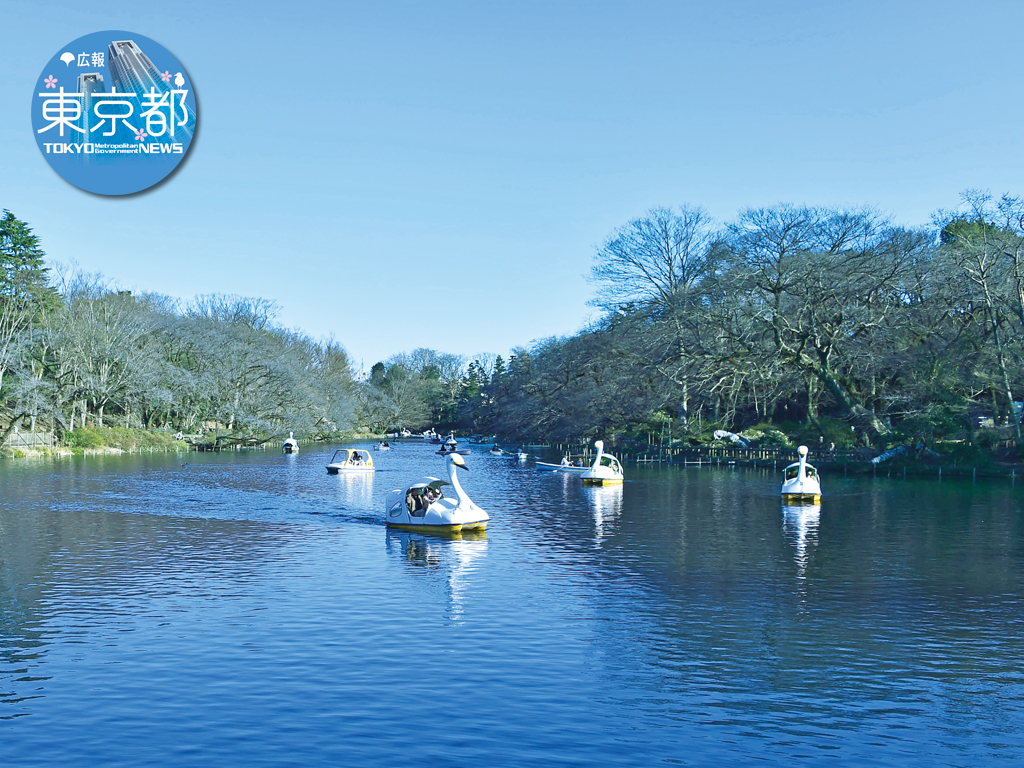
[{"xmin": 31, "ymin": 31, "xmax": 197, "ymax": 195}]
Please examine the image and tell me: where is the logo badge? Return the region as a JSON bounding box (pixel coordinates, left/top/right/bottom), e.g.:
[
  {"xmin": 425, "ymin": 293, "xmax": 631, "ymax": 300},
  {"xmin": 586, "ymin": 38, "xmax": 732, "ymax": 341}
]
[{"xmin": 32, "ymin": 31, "xmax": 197, "ymax": 195}]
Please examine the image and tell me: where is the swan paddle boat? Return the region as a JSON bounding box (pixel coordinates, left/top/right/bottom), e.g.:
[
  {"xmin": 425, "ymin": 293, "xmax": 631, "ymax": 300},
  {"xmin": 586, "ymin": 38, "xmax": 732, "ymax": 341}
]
[
  {"xmin": 326, "ymin": 448, "xmax": 375, "ymax": 474},
  {"xmin": 580, "ymin": 440, "xmax": 624, "ymax": 486},
  {"xmin": 780, "ymin": 445, "xmax": 821, "ymax": 502},
  {"xmin": 384, "ymin": 452, "xmax": 489, "ymax": 533},
  {"xmin": 282, "ymin": 432, "xmax": 299, "ymax": 454}
]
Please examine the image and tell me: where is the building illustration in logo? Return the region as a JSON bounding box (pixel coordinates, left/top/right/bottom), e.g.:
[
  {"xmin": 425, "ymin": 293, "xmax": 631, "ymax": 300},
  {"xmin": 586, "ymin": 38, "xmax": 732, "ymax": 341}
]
[
  {"xmin": 105, "ymin": 39, "xmax": 196, "ymax": 141},
  {"xmin": 77, "ymin": 72, "xmax": 105, "ymax": 139},
  {"xmin": 107, "ymin": 39, "xmax": 164, "ymax": 94}
]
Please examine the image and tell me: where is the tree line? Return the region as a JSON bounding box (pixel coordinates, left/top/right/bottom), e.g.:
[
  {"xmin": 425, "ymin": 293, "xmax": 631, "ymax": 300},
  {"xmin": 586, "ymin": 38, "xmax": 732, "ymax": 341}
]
[
  {"xmin": 3, "ymin": 191, "xmax": 1024, "ymax": 452},
  {"xmin": 0, "ymin": 211, "xmax": 358, "ymax": 447},
  {"xmin": 466, "ymin": 191, "xmax": 1024, "ymax": 452}
]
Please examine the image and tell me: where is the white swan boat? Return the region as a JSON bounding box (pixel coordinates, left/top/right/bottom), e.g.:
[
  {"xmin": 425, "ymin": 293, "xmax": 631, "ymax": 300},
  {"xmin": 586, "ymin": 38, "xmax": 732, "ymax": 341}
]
[
  {"xmin": 282, "ymin": 432, "xmax": 299, "ymax": 454},
  {"xmin": 385, "ymin": 452, "xmax": 489, "ymax": 533},
  {"xmin": 780, "ymin": 445, "xmax": 821, "ymax": 502},
  {"xmin": 580, "ymin": 440, "xmax": 624, "ymax": 486},
  {"xmin": 326, "ymin": 448, "xmax": 375, "ymax": 474}
]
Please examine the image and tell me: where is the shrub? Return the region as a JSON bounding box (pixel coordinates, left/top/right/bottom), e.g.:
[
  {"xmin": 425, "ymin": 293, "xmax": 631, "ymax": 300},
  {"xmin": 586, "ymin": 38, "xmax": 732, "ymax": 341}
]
[
  {"xmin": 64, "ymin": 426, "xmax": 184, "ymax": 450},
  {"xmin": 66, "ymin": 426, "xmax": 105, "ymax": 449},
  {"xmin": 740, "ymin": 424, "xmax": 794, "ymax": 448}
]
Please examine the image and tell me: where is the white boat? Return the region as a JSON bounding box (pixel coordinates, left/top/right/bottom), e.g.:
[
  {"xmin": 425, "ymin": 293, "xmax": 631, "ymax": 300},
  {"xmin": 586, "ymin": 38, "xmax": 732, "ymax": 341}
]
[
  {"xmin": 282, "ymin": 432, "xmax": 299, "ymax": 454},
  {"xmin": 384, "ymin": 452, "xmax": 489, "ymax": 533},
  {"xmin": 488, "ymin": 444, "xmax": 504, "ymax": 455},
  {"xmin": 374, "ymin": 441, "xmax": 392, "ymax": 451},
  {"xmin": 580, "ymin": 440, "xmax": 624, "ymax": 486},
  {"xmin": 514, "ymin": 450, "xmax": 528, "ymax": 461},
  {"xmin": 780, "ymin": 445, "xmax": 821, "ymax": 502},
  {"xmin": 535, "ymin": 460, "xmax": 588, "ymax": 473},
  {"xmin": 326, "ymin": 448, "xmax": 375, "ymax": 474}
]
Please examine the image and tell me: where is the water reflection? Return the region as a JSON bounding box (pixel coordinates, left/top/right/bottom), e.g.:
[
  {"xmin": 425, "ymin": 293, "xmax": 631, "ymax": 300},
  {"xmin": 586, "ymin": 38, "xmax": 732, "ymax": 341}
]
[
  {"xmin": 581, "ymin": 483, "xmax": 623, "ymax": 541},
  {"xmin": 386, "ymin": 529, "xmax": 488, "ymax": 621},
  {"xmin": 329, "ymin": 469, "xmax": 375, "ymax": 512},
  {"xmin": 781, "ymin": 502, "xmax": 820, "ymax": 579}
]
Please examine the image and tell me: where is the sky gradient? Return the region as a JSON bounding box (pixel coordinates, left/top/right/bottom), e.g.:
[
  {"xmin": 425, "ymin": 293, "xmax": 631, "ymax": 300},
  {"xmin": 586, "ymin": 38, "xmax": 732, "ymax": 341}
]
[{"xmin": 3, "ymin": 1, "xmax": 1022, "ymax": 371}]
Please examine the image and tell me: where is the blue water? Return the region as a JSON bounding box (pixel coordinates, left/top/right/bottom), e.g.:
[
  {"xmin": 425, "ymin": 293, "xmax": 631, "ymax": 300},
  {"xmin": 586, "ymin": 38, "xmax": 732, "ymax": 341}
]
[{"xmin": 2, "ymin": 444, "xmax": 1023, "ymax": 765}]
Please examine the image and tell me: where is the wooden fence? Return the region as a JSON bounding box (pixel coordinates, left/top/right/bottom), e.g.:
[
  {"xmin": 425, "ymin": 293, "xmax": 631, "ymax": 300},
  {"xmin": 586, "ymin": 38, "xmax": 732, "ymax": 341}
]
[{"xmin": 1, "ymin": 431, "xmax": 54, "ymax": 450}]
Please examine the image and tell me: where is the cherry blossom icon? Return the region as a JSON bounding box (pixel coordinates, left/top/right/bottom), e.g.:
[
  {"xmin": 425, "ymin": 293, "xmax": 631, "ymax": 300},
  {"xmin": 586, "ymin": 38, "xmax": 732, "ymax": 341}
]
[
  {"xmin": 160, "ymin": 70, "xmax": 172, "ymax": 83},
  {"xmin": 134, "ymin": 129, "xmax": 148, "ymax": 142},
  {"xmin": 44, "ymin": 75, "xmax": 57, "ymax": 88}
]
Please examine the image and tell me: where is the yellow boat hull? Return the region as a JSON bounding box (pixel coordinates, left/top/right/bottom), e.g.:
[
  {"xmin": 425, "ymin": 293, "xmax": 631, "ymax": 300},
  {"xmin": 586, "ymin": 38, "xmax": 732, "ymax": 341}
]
[
  {"xmin": 386, "ymin": 521, "xmax": 488, "ymax": 533},
  {"xmin": 782, "ymin": 493, "xmax": 821, "ymax": 503}
]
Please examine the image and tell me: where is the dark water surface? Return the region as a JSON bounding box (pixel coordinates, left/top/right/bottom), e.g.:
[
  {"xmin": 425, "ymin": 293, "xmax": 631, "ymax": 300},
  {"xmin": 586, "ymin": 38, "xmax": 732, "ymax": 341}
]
[{"xmin": 2, "ymin": 444, "xmax": 1023, "ymax": 766}]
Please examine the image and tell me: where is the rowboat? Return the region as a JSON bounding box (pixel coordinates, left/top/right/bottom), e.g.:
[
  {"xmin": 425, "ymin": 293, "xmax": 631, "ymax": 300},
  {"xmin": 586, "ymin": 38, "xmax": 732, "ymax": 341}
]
[{"xmin": 536, "ymin": 461, "xmax": 587, "ymax": 473}]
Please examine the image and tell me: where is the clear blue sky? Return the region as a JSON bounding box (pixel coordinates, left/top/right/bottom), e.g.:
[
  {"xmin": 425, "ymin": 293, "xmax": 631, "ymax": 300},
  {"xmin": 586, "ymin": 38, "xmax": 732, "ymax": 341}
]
[{"xmin": 3, "ymin": 1, "xmax": 1022, "ymax": 371}]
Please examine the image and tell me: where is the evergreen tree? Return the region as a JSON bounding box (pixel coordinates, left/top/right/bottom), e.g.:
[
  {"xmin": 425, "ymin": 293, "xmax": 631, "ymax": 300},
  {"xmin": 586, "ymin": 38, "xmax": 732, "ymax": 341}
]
[{"xmin": 0, "ymin": 211, "xmax": 56, "ymax": 311}]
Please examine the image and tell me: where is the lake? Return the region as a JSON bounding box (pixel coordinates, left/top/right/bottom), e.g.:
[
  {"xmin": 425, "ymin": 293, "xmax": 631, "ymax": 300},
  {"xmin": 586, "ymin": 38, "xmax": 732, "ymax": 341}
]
[{"xmin": 2, "ymin": 443, "xmax": 1023, "ymax": 766}]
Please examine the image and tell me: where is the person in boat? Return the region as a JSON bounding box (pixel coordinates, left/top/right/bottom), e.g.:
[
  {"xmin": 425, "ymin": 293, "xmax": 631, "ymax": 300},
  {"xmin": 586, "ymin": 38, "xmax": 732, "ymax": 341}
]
[
  {"xmin": 350, "ymin": 452, "xmax": 364, "ymax": 466},
  {"xmin": 574, "ymin": 459, "xmax": 583, "ymax": 467},
  {"xmin": 560, "ymin": 456, "xmax": 570, "ymax": 467}
]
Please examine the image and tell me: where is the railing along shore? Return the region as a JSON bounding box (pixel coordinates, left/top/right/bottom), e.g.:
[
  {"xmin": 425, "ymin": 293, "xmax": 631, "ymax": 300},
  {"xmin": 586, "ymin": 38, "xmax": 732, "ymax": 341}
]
[{"xmin": 625, "ymin": 445, "xmax": 1024, "ymax": 482}]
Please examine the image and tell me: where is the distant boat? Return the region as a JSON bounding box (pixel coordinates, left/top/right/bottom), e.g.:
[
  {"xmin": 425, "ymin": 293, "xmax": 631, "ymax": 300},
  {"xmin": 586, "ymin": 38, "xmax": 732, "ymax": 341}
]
[
  {"xmin": 581, "ymin": 440, "xmax": 624, "ymax": 486},
  {"xmin": 282, "ymin": 432, "xmax": 299, "ymax": 454},
  {"xmin": 780, "ymin": 446, "xmax": 821, "ymax": 502},
  {"xmin": 326, "ymin": 448, "xmax": 375, "ymax": 474},
  {"xmin": 374, "ymin": 441, "xmax": 392, "ymax": 451}
]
